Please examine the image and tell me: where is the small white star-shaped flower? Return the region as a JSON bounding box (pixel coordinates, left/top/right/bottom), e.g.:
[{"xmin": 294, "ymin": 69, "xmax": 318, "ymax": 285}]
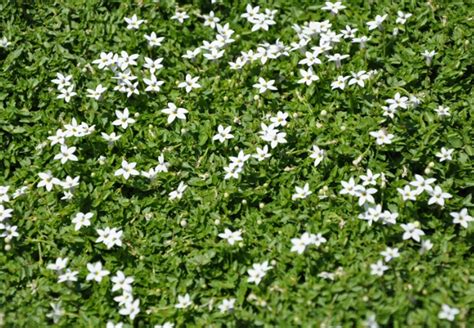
[
  {"xmin": 124, "ymin": 14, "xmax": 146, "ymax": 30},
  {"xmin": 112, "ymin": 108, "xmax": 136, "ymax": 129},
  {"xmin": 212, "ymin": 125, "xmax": 234, "ymax": 143},
  {"xmin": 86, "ymin": 261, "xmax": 110, "ymax": 282},
  {"xmin": 218, "ymin": 228, "xmax": 243, "ymax": 245},
  {"xmin": 292, "ymin": 183, "xmax": 312, "ymax": 200},
  {"xmin": 114, "ymin": 160, "xmax": 140, "ymax": 180},
  {"xmin": 161, "ymin": 102, "xmax": 188, "ymax": 124},
  {"xmin": 370, "ymin": 260, "xmax": 389, "ymax": 276},
  {"xmin": 253, "ymin": 77, "xmax": 277, "ymax": 93}
]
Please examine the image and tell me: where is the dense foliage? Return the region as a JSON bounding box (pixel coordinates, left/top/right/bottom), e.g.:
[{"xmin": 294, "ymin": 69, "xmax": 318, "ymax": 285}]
[{"xmin": 0, "ymin": 0, "xmax": 473, "ymax": 327}]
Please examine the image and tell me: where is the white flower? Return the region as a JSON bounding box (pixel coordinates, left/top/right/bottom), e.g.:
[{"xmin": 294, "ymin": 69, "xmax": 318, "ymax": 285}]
[
  {"xmin": 435, "ymin": 147, "xmax": 454, "ymax": 162},
  {"xmin": 0, "ymin": 37, "xmax": 12, "ymax": 48},
  {"xmin": 359, "ymin": 204, "xmax": 383, "ymax": 226},
  {"xmin": 309, "ymin": 145, "xmax": 324, "ymax": 166},
  {"xmin": 58, "ymin": 269, "xmax": 78, "ymax": 283},
  {"xmin": 218, "ymin": 298, "xmax": 236, "ymax": 313},
  {"xmin": 182, "ymin": 48, "xmax": 201, "ymax": 60},
  {"xmin": 401, "ymin": 222, "xmax": 425, "ymax": 242},
  {"xmin": 352, "ymin": 35, "xmax": 371, "ymax": 48},
  {"xmin": 299, "ymin": 51, "xmax": 322, "ymax": 66},
  {"xmin": 178, "ymin": 74, "xmax": 201, "ymax": 93},
  {"xmin": 144, "ymin": 32, "xmax": 164, "ymax": 47},
  {"xmin": 101, "ymin": 132, "xmax": 121, "ymax": 144},
  {"xmin": 112, "ymin": 108, "xmax": 136, "ymax": 129},
  {"xmin": 54, "ymin": 145, "xmax": 78, "ymax": 164},
  {"xmin": 71, "ymin": 212, "xmax": 93, "ymax": 231},
  {"xmin": 292, "ymin": 183, "xmax": 312, "ymax": 200},
  {"xmin": 290, "ymin": 232, "xmax": 323, "ymax": 254},
  {"xmin": 203, "ymin": 11, "xmax": 220, "ymax": 29},
  {"xmin": 422, "ymin": 50, "xmax": 437, "ymax": 65},
  {"xmin": 252, "ymin": 145, "xmax": 271, "ymax": 161},
  {"xmin": 253, "ymin": 77, "xmax": 277, "ymax": 93},
  {"xmin": 141, "ymin": 167, "xmax": 158, "ymax": 180},
  {"xmin": 321, "ymin": 1, "xmax": 346, "ymax": 15},
  {"xmin": 397, "ymin": 185, "xmax": 417, "ymax": 202},
  {"xmin": 438, "ymin": 304, "xmax": 459, "ymax": 321},
  {"xmin": 175, "ymin": 294, "xmax": 193, "ymax": 309},
  {"xmin": 46, "ymin": 303, "xmax": 65, "ymax": 324},
  {"xmin": 162, "ymin": 102, "xmax": 188, "ymax": 124},
  {"xmin": 106, "ymin": 322, "xmax": 124, "ymax": 328},
  {"xmin": 218, "ymin": 229, "xmax": 243, "ymax": 245},
  {"xmin": 249, "ymin": 13, "xmax": 275, "ymax": 32},
  {"xmin": 340, "ymin": 177, "xmax": 357, "ymax": 196},
  {"xmin": 259, "ymin": 123, "xmax": 287, "ymax": 148},
  {"xmin": 86, "ymin": 261, "xmax": 110, "ymax": 282},
  {"xmin": 203, "ymin": 48, "xmax": 225, "ymax": 61},
  {"xmin": 369, "ymin": 129, "xmax": 394, "ymax": 145},
  {"xmin": 247, "ymin": 261, "xmax": 272, "ymax": 285},
  {"xmin": 114, "ymin": 160, "xmax": 140, "ymax": 180},
  {"xmin": 291, "ymin": 238, "xmax": 307, "ymax": 254},
  {"xmin": 326, "ymin": 53, "xmax": 349, "ymax": 68},
  {"xmin": 0, "ymin": 186, "xmax": 9, "ymax": 203},
  {"xmin": 61, "ymin": 178, "xmax": 78, "ymax": 192},
  {"xmin": 331, "ymin": 75, "xmax": 349, "ymax": 90},
  {"xmin": 450, "ymin": 208, "xmax": 473, "ymax": 228},
  {"xmin": 86, "ymin": 84, "xmax": 107, "ymax": 100},
  {"xmin": 64, "ymin": 118, "xmax": 88, "ymax": 137},
  {"xmin": 143, "ymin": 74, "xmax": 165, "ymax": 92},
  {"xmin": 212, "ymin": 125, "xmax": 234, "ymax": 143},
  {"xmin": 419, "ymin": 239, "xmax": 433, "ymax": 254},
  {"xmin": 124, "ymin": 14, "xmax": 146, "ymax": 30},
  {"xmin": 57, "ymin": 85, "xmax": 77, "ymax": 102},
  {"xmin": 47, "ymin": 257, "xmax": 68, "ymax": 271},
  {"xmin": 409, "ymin": 174, "xmax": 436, "ymax": 194},
  {"xmin": 171, "ymin": 11, "xmax": 190, "ymax": 24},
  {"xmin": 354, "ymin": 185, "xmax": 377, "ymax": 206},
  {"xmin": 366, "ymin": 14, "xmax": 387, "ymax": 30},
  {"xmin": 51, "ymin": 73, "xmax": 73, "ymax": 89},
  {"xmin": 427, "ymin": 185, "xmax": 452, "ymax": 206},
  {"xmin": 12, "ymin": 186, "xmax": 28, "ymax": 199},
  {"xmin": 380, "ymin": 247, "xmax": 400, "ymax": 262},
  {"xmin": 119, "ymin": 298, "xmax": 140, "ymax": 320},
  {"xmin": 270, "ymin": 111, "xmax": 289, "ymax": 127},
  {"xmin": 112, "ymin": 271, "xmax": 134, "ymax": 293},
  {"xmin": 48, "ymin": 129, "xmax": 66, "ymax": 146},
  {"xmin": 156, "ymin": 154, "xmax": 169, "ymax": 173},
  {"xmin": 340, "ymin": 25, "xmax": 358, "ymax": 39},
  {"xmin": 143, "ymin": 57, "xmax": 163, "ymax": 74},
  {"xmin": 92, "ymin": 52, "xmax": 114, "ymax": 69},
  {"xmin": 360, "ymin": 169, "xmax": 380, "ymax": 186},
  {"xmin": 348, "ymin": 71, "xmax": 370, "ymax": 87},
  {"xmin": 386, "ymin": 92, "xmax": 409, "ymax": 110},
  {"xmin": 153, "ymin": 321, "xmax": 174, "ymax": 328},
  {"xmin": 96, "ymin": 227, "xmax": 123, "ymax": 249},
  {"xmin": 169, "ymin": 182, "xmax": 187, "ymax": 200},
  {"xmin": 434, "ymin": 105, "xmax": 450, "ymax": 117},
  {"xmin": 230, "ymin": 150, "xmax": 250, "ymax": 167},
  {"xmin": 363, "ymin": 314, "xmax": 379, "ymax": 328},
  {"xmin": 114, "ymin": 292, "xmax": 134, "ymax": 307},
  {"xmin": 297, "ymin": 68, "xmax": 319, "ymax": 85},
  {"xmin": 241, "ymin": 4, "xmax": 261, "ymax": 22},
  {"xmin": 370, "ymin": 260, "xmax": 388, "ymax": 276},
  {"xmin": 224, "ymin": 164, "xmax": 242, "ymax": 180},
  {"xmin": 396, "ymin": 11, "xmax": 412, "ymax": 24},
  {"xmin": 37, "ymin": 171, "xmax": 61, "ymax": 191},
  {"xmin": 154, "ymin": 322, "xmax": 174, "ymax": 328}
]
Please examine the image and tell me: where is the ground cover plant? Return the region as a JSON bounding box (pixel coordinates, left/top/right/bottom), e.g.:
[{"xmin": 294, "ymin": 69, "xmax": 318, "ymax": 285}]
[{"xmin": 0, "ymin": 0, "xmax": 473, "ymax": 326}]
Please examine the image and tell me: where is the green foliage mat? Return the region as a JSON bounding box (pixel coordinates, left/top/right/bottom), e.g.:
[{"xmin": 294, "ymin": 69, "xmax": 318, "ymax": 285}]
[{"xmin": 0, "ymin": 0, "xmax": 473, "ymax": 327}]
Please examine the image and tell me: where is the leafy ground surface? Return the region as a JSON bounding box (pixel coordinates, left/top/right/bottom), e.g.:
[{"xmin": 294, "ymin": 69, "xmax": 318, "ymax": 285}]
[{"xmin": 0, "ymin": 0, "xmax": 473, "ymax": 327}]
